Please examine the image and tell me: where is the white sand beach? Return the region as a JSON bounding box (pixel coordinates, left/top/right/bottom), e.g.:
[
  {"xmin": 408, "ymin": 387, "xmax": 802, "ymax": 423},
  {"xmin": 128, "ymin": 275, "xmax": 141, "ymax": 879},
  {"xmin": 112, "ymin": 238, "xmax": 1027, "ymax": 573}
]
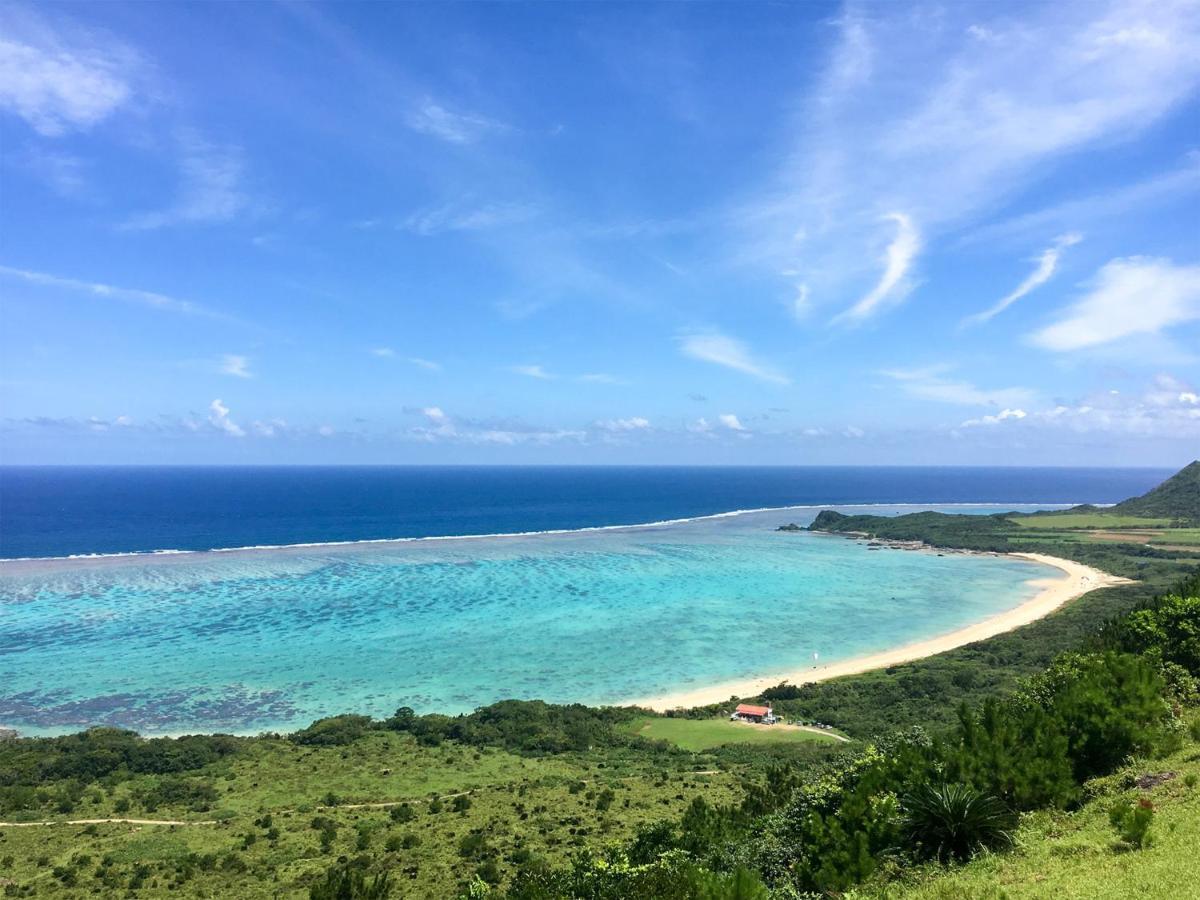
[{"xmin": 629, "ymin": 552, "xmax": 1132, "ymax": 712}]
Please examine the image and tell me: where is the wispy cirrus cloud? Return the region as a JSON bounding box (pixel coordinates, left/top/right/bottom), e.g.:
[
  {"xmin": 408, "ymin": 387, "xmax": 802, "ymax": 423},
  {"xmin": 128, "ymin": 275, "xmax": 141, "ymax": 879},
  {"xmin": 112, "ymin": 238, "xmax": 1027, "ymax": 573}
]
[
  {"xmin": 740, "ymin": 0, "xmax": 1200, "ymax": 321},
  {"xmin": 401, "ymin": 201, "xmax": 538, "ymax": 236},
  {"xmin": 678, "ymin": 331, "xmax": 789, "ymax": 385},
  {"xmin": 371, "ymin": 349, "xmax": 442, "ymax": 372},
  {"xmin": 509, "ymin": 364, "xmax": 555, "ymax": 380},
  {"xmin": 406, "ymin": 97, "xmax": 508, "ymax": 144},
  {"xmin": 219, "ymin": 355, "xmax": 252, "ymax": 378},
  {"xmin": 0, "ymin": 264, "xmax": 234, "ymax": 321},
  {"xmin": 122, "ymin": 133, "xmax": 248, "ymax": 230},
  {"xmin": 964, "ymin": 154, "xmax": 1200, "ymax": 247},
  {"xmin": 407, "ymin": 357, "xmax": 442, "ymax": 372},
  {"xmin": 880, "ymin": 364, "xmax": 1035, "ymax": 408},
  {"xmin": 1030, "ymin": 256, "xmax": 1200, "ymax": 351},
  {"xmin": 961, "ymin": 233, "xmax": 1082, "ymax": 329},
  {"xmin": 0, "ymin": 3, "xmax": 143, "ymax": 137},
  {"xmin": 832, "ymin": 213, "xmax": 920, "ymax": 324},
  {"xmin": 19, "ymin": 150, "xmax": 88, "ymax": 196}
]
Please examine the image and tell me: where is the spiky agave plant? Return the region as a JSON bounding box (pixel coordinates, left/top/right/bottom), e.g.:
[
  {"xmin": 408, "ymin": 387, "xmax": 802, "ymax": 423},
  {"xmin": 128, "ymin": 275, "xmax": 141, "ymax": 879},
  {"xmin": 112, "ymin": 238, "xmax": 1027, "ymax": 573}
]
[{"xmin": 901, "ymin": 782, "xmax": 1017, "ymax": 863}]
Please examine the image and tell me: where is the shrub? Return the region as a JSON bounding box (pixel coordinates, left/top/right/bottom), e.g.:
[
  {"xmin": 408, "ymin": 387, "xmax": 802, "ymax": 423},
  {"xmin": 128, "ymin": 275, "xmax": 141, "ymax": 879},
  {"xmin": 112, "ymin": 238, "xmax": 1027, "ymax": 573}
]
[
  {"xmin": 452, "ymin": 794, "xmax": 472, "ymax": 813},
  {"xmin": 942, "ymin": 699, "xmax": 1076, "ymax": 810},
  {"xmin": 475, "ymin": 859, "xmax": 502, "ymax": 885},
  {"xmin": 135, "ymin": 776, "xmax": 218, "ymax": 811},
  {"xmin": 1109, "ymin": 798, "xmax": 1155, "ymax": 849},
  {"xmin": 901, "ymin": 782, "xmax": 1016, "ymax": 862},
  {"xmin": 1027, "ymin": 652, "xmax": 1170, "ymax": 781},
  {"xmin": 459, "ymin": 832, "xmax": 488, "ymax": 859},
  {"xmin": 291, "ymin": 715, "xmax": 374, "ymax": 747},
  {"xmin": 1102, "ymin": 592, "xmax": 1200, "ymax": 674},
  {"xmin": 308, "ymin": 863, "xmax": 391, "ymax": 899},
  {"xmin": 389, "ymin": 803, "xmax": 414, "ymax": 823}
]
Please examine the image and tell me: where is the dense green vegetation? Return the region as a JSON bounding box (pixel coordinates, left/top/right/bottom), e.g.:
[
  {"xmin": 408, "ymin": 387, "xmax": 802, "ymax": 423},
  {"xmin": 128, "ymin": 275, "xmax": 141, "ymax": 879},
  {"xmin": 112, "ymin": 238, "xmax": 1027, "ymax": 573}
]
[
  {"xmin": 0, "ymin": 463, "xmax": 1196, "ymax": 897},
  {"xmin": 1110, "ymin": 460, "xmax": 1199, "ymax": 519},
  {"xmin": 854, "ymin": 731, "xmax": 1200, "ymax": 899}
]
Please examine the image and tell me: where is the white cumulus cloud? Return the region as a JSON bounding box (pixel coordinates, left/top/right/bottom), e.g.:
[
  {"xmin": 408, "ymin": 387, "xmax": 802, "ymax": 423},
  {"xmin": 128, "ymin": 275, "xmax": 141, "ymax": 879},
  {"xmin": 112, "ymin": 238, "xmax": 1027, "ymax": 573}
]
[
  {"xmin": 961, "ymin": 408, "xmax": 1028, "ymax": 427},
  {"xmin": 208, "ymin": 399, "xmax": 244, "ymax": 437},
  {"xmin": 596, "ymin": 416, "xmax": 650, "ymax": 432}
]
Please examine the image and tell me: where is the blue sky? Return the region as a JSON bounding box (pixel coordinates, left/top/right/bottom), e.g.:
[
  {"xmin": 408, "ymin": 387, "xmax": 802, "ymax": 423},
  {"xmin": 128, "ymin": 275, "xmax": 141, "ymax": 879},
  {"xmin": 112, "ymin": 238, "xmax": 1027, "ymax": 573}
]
[{"xmin": 1, "ymin": 0, "xmax": 1198, "ymax": 466}]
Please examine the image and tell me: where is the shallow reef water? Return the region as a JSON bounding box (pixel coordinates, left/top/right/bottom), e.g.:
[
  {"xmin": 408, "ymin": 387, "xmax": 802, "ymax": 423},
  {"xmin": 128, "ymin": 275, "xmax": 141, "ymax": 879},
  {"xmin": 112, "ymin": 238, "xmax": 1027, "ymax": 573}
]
[{"xmin": 0, "ymin": 505, "xmax": 1059, "ymax": 735}]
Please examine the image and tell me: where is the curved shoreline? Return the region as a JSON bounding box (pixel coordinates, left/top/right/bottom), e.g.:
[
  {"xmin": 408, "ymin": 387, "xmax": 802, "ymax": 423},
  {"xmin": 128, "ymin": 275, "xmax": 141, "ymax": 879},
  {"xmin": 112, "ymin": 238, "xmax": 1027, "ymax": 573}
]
[{"xmin": 627, "ymin": 552, "xmax": 1132, "ymax": 712}]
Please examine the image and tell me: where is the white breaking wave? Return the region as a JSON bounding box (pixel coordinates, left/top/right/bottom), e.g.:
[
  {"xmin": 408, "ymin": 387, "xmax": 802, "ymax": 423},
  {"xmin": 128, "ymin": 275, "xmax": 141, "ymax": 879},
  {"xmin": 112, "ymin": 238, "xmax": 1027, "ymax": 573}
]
[{"xmin": 0, "ymin": 501, "xmax": 1096, "ymax": 564}]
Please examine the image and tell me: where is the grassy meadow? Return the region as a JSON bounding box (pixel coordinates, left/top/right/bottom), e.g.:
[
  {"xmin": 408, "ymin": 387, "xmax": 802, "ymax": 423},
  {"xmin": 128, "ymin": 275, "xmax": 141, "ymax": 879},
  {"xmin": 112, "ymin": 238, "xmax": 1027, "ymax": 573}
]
[
  {"xmin": 621, "ymin": 716, "xmax": 845, "ymax": 751},
  {"xmin": 0, "ymin": 730, "xmax": 751, "ymax": 898}
]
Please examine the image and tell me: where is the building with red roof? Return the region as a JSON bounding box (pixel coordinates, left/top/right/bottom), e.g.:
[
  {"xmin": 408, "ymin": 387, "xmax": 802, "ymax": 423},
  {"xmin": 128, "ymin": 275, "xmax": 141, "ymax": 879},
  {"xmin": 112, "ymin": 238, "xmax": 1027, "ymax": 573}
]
[{"xmin": 731, "ymin": 703, "xmax": 775, "ymax": 723}]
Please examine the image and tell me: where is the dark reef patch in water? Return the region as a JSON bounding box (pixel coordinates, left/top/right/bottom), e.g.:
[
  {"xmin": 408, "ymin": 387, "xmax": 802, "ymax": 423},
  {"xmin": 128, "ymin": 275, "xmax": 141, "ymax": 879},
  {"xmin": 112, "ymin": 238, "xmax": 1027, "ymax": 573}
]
[{"xmin": 0, "ymin": 686, "xmax": 299, "ymax": 733}]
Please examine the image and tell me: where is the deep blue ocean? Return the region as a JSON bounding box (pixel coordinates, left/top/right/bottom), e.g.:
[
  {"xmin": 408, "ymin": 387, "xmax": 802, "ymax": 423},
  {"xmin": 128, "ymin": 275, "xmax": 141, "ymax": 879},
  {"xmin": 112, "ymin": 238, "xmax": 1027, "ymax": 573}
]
[{"xmin": 0, "ymin": 465, "xmax": 1171, "ymax": 558}]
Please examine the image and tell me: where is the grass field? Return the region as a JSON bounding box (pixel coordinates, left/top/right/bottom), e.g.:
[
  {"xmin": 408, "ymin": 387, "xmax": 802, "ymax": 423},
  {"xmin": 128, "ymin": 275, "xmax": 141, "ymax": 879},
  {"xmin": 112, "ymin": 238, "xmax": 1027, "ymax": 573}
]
[
  {"xmin": 623, "ymin": 716, "xmax": 846, "ymax": 751},
  {"xmin": 1009, "ymin": 514, "xmax": 1172, "ymax": 529},
  {"xmin": 0, "ymin": 731, "xmax": 747, "ymax": 898},
  {"xmin": 854, "ymin": 726, "xmax": 1200, "ymax": 900}
]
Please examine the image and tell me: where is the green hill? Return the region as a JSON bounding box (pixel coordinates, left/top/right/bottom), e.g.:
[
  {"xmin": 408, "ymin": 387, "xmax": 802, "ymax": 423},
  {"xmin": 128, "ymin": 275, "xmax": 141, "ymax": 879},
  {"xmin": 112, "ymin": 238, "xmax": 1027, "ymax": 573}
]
[{"xmin": 1111, "ymin": 460, "xmax": 1200, "ymax": 519}]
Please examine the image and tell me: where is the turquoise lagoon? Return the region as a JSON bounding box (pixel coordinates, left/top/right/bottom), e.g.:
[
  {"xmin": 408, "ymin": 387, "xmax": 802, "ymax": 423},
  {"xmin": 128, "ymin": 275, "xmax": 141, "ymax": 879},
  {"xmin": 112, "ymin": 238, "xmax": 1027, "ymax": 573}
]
[{"xmin": 0, "ymin": 505, "xmax": 1060, "ymax": 735}]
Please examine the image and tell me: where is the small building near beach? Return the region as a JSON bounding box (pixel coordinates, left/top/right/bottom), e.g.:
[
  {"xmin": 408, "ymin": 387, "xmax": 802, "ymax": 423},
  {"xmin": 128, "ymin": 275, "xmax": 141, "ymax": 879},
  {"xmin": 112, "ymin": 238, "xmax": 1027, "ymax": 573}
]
[{"xmin": 731, "ymin": 703, "xmax": 775, "ymax": 724}]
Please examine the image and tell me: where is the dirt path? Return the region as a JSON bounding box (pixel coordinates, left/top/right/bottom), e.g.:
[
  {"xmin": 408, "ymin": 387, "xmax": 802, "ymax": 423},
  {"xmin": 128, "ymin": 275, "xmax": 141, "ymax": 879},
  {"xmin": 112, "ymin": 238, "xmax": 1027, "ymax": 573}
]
[
  {"xmin": 1, "ymin": 770, "xmax": 731, "ymax": 826},
  {"xmin": 793, "ymin": 725, "xmax": 851, "ymax": 742},
  {"xmin": 0, "ymin": 817, "xmax": 217, "ymax": 828}
]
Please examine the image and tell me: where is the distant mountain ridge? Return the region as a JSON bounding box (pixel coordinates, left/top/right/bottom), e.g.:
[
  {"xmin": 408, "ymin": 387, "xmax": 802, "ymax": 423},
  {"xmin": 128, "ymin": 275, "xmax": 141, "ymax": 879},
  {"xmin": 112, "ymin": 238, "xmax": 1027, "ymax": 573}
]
[{"xmin": 1110, "ymin": 460, "xmax": 1200, "ymax": 519}]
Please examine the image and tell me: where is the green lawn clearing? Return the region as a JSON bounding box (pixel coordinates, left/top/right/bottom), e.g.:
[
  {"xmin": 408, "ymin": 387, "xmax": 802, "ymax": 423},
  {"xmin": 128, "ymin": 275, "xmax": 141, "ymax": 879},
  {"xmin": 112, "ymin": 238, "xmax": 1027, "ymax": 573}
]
[
  {"xmin": 624, "ymin": 716, "xmax": 846, "ymax": 751},
  {"xmin": 1009, "ymin": 514, "xmax": 1172, "ymax": 530}
]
